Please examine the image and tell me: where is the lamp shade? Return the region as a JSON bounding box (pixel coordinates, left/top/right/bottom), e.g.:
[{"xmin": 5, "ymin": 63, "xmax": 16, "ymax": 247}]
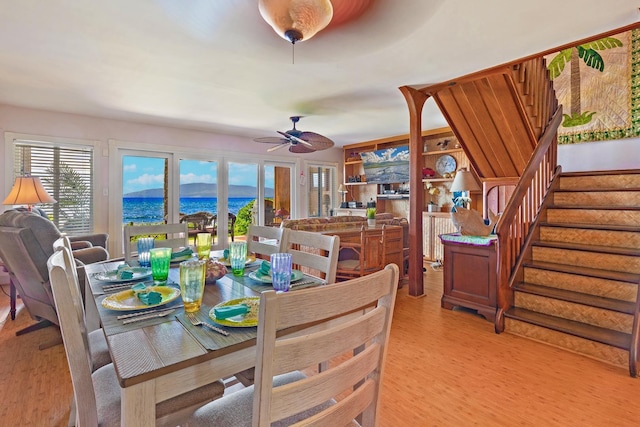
[
  {"xmin": 338, "ymin": 184, "xmax": 347, "ymax": 193},
  {"xmin": 3, "ymin": 176, "xmax": 57, "ymax": 206},
  {"xmin": 449, "ymin": 170, "xmax": 480, "ymax": 193},
  {"xmin": 259, "ymin": 0, "xmax": 333, "ymax": 43}
]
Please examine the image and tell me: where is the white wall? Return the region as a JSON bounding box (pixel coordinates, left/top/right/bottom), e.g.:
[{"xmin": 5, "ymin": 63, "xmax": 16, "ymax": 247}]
[
  {"xmin": 558, "ymin": 137, "xmax": 640, "ymax": 172},
  {"xmin": 0, "ymin": 104, "xmax": 342, "ymax": 239}
]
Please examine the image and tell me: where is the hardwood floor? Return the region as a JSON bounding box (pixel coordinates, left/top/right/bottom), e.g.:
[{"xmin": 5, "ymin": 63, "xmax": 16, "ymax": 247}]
[{"xmin": 0, "ymin": 270, "xmax": 638, "ymax": 426}]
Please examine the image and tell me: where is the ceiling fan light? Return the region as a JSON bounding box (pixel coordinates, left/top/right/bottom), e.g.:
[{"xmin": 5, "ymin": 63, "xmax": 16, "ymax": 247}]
[{"xmin": 259, "ymin": 0, "xmax": 333, "ymax": 43}]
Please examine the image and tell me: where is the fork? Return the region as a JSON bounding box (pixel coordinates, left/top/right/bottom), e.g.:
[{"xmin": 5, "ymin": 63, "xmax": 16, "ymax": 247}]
[{"xmin": 185, "ymin": 312, "xmax": 229, "ymax": 336}]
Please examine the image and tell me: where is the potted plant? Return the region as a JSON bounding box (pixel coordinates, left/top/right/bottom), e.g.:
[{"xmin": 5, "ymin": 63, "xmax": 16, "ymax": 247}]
[{"xmin": 366, "ymin": 207, "xmax": 377, "ymax": 227}]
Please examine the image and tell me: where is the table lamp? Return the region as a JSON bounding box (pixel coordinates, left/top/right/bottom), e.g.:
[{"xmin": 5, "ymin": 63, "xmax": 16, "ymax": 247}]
[
  {"xmin": 449, "ymin": 169, "xmax": 480, "ymax": 209},
  {"xmin": 338, "ymin": 184, "xmax": 348, "ymax": 208},
  {"xmin": 3, "ymin": 176, "xmax": 57, "ymax": 211}
]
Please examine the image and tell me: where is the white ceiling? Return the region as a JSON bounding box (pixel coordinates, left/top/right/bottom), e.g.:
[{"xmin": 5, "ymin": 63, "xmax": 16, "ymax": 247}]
[{"xmin": 0, "ymin": 0, "xmax": 637, "ymax": 147}]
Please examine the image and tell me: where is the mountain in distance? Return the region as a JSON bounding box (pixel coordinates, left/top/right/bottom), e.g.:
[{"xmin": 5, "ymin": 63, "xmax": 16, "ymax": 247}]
[{"xmin": 124, "ymin": 183, "xmax": 274, "ymax": 198}]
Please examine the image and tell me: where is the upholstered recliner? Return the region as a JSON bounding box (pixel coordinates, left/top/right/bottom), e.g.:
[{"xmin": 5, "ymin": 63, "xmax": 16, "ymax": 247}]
[{"xmin": 0, "ymin": 209, "xmax": 109, "ymax": 335}]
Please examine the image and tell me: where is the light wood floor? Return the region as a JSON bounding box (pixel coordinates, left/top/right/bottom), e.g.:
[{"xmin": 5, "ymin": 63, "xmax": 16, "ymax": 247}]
[{"xmin": 0, "ymin": 270, "xmax": 638, "ymax": 426}]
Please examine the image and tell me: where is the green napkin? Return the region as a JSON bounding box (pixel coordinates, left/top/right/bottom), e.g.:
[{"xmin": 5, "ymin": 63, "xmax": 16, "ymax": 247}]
[
  {"xmin": 117, "ymin": 266, "xmax": 134, "ymax": 280},
  {"xmin": 258, "ymin": 260, "xmax": 270, "ymax": 276},
  {"xmin": 137, "ymin": 291, "xmax": 162, "ymax": 305},
  {"xmin": 131, "ymin": 283, "xmax": 148, "ymax": 294},
  {"xmin": 171, "ymin": 247, "xmax": 193, "ymax": 259},
  {"xmin": 214, "ymin": 304, "xmax": 249, "ymax": 319}
]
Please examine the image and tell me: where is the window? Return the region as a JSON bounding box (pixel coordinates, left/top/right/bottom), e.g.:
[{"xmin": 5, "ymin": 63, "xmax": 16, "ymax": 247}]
[{"xmin": 11, "ymin": 139, "xmax": 95, "ymax": 235}]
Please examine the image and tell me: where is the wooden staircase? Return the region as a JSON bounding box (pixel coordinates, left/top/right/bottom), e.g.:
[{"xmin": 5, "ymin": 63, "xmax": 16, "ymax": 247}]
[{"xmin": 504, "ymin": 170, "xmax": 640, "ymax": 375}]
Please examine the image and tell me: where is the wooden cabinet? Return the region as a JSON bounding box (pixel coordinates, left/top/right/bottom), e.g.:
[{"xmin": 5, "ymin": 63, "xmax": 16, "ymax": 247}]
[
  {"xmin": 343, "ymin": 128, "xmax": 481, "ymax": 263},
  {"xmin": 342, "ymin": 136, "xmax": 410, "ymax": 218},
  {"xmin": 440, "ymin": 234, "xmax": 497, "ymax": 322}
]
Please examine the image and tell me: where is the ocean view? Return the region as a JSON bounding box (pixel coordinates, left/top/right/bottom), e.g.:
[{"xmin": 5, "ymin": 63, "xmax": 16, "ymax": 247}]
[{"xmin": 123, "ymin": 197, "xmax": 253, "ymax": 225}]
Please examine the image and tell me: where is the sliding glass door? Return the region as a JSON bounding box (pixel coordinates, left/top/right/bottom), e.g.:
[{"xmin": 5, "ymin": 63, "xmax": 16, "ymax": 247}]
[{"xmin": 122, "ymin": 155, "xmax": 171, "ymax": 226}]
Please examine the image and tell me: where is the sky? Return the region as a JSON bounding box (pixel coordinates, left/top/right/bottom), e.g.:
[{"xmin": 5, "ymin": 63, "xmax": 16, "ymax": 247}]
[{"xmin": 122, "ymin": 156, "xmax": 274, "ymax": 195}]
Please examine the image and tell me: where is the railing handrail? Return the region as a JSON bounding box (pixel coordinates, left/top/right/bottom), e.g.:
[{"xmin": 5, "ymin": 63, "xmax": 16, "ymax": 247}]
[{"xmin": 494, "ymin": 106, "xmax": 562, "ymax": 331}]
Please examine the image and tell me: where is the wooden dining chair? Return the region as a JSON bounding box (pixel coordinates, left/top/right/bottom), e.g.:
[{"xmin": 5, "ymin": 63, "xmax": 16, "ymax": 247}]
[
  {"xmin": 53, "ymin": 236, "xmax": 112, "ymax": 372},
  {"xmin": 47, "ymin": 246, "xmax": 225, "ymax": 427},
  {"xmin": 336, "ymin": 225, "xmax": 387, "ymax": 281},
  {"xmin": 123, "ymin": 223, "xmax": 188, "ymax": 263},
  {"xmin": 281, "ymin": 229, "xmax": 340, "ymax": 284},
  {"xmin": 188, "ymin": 263, "xmax": 400, "ymax": 427},
  {"xmin": 245, "ymin": 224, "xmax": 286, "ymax": 260}
]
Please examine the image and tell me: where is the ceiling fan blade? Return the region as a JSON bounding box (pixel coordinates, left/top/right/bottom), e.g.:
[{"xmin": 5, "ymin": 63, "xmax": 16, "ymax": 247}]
[
  {"xmin": 254, "ymin": 136, "xmax": 288, "ymax": 144},
  {"xmin": 289, "ymin": 143, "xmax": 316, "ymax": 154},
  {"xmin": 267, "ymin": 143, "xmax": 289, "ymax": 152},
  {"xmin": 298, "ymin": 132, "xmax": 335, "ymax": 151}
]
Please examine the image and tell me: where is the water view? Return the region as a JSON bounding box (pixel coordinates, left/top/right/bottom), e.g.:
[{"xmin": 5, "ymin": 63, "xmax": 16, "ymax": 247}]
[{"xmin": 123, "ymin": 197, "xmax": 253, "ymax": 225}]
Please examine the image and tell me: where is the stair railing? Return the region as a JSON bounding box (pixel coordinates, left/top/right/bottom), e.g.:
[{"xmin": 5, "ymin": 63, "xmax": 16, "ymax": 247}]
[{"xmin": 494, "ymin": 108, "xmax": 562, "ymax": 333}]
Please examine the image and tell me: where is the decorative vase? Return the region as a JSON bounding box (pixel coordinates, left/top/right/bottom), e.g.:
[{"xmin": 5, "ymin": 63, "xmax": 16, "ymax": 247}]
[{"xmin": 367, "ymin": 218, "xmax": 376, "ymax": 227}]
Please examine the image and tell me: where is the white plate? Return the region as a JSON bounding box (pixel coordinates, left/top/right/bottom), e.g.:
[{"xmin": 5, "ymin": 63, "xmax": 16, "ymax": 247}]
[{"xmin": 93, "ymin": 267, "xmax": 152, "ymax": 283}]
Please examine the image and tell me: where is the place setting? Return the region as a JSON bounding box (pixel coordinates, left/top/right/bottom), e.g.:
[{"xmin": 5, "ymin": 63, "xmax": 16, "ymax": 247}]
[{"xmin": 171, "ymin": 258, "xmax": 259, "ymax": 350}]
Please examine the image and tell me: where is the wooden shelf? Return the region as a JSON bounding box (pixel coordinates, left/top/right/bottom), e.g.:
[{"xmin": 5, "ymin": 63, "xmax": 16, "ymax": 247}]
[
  {"xmin": 422, "ymin": 178, "xmax": 454, "ymax": 183},
  {"xmin": 377, "ymin": 194, "xmax": 410, "ymax": 200},
  {"xmin": 422, "ymin": 148, "xmax": 463, "ymax": 156}
]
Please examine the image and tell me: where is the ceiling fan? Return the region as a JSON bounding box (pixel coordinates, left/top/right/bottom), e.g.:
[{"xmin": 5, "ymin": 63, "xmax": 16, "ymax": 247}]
[{"xmin": 254, "ymin": 116, "xmax": 335, "ymax": 153}]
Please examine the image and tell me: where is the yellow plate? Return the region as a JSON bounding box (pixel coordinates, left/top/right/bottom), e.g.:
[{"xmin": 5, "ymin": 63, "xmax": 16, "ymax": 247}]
[
  {"xmin": 209, "ymin": 297, "xmax": 260, "ymax": 327},
  {"xmin": 101, "ymin": 286, "xmax": 181, "ymax": 311},
  {"xmin": 218, "ymin": 254, "xmax": 257, "ymax": 267}
]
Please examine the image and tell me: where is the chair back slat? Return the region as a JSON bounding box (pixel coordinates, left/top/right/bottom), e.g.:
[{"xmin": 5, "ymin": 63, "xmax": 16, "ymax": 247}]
[{"xmin": 246, "ymin": 225, "xmax": 286, "ymax": 260}]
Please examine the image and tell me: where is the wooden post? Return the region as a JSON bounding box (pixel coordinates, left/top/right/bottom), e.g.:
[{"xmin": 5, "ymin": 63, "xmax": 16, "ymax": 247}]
[{"xmin": 399, "ymin": 86, "xmax": 429, "ymax": 297}]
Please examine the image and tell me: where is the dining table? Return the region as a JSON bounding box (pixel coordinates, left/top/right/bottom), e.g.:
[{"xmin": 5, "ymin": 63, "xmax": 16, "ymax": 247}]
[{"xmin": 83, "ymin": 253, "xmax": 325, "ymax": 426}]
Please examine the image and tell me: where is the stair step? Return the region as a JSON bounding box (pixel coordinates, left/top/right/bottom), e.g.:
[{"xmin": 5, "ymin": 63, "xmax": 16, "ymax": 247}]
[
  {"xmin": 523, "ymin": 260, "xmax": 640, "ymax": 284},
  {"xmin": 548, "ymin": 205, "xmax": 640, "ymax": 211},
  {"xmin": 539, "ymin": 222, "xmax": 640, "ymax": 233},
  {"xmin": 532, "ymin": 240, "xmax": 640, "ymax": 257},
  {"xmin": 553, "ymin": 190, "xmax": 640, "ymax": 207},
  {"xmin": 546, "ymin": 207, "xmax": 640, "ymax": 227},
  {"xmin": 531, "ymin": 243, "xmax": 640, "ymax": 275},
  {"xmin": 514, "ymin": 282, "xmax": 636, "ymax": 314},
  {"xmin": 539, "ymin": 224, "xmax": 640, "ymax": 249},
  {"xmin": 560, "ymin": 171, "xmax": 640, "ymax": 190},
  {"xmin": 504, "ymin": 307, "xmax": 631, "ymax": 350}
]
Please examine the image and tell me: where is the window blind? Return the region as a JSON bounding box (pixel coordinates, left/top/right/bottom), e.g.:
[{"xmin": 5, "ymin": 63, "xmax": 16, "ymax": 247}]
[{"xmin": 12, "ymin": 140, "xmax": 94, "ymax": 235}]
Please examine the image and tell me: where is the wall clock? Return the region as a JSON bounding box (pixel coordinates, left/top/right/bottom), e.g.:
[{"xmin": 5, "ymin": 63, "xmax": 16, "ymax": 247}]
[{"xmin": 435, "ymin": 154, "xmax": 457, "ymax": 176}]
